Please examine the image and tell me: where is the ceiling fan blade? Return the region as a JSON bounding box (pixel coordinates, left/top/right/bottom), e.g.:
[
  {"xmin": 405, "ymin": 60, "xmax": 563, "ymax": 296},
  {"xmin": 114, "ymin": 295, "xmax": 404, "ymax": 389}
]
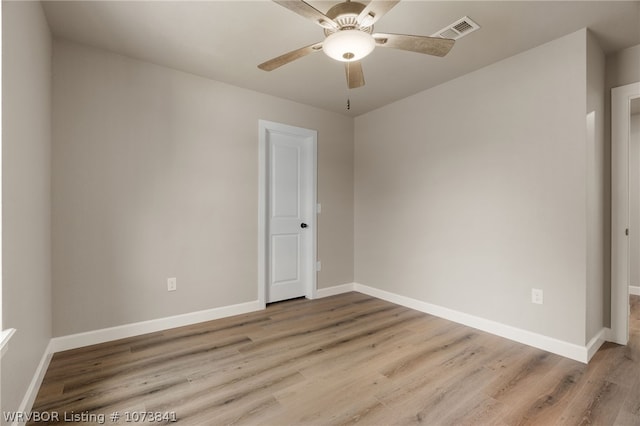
[
  {"xmin": 273, "ymin": 1, "xmax": 339, "ymax": 30},
  {"xmin": 373, "ymin": 33, "xmax": 455, "ymax": 57},
  {"xmin": 345, "ymin": 61, "xmax": 365, "ymax": 89},
  {"xmin": 258, "ymin": 42, "xmax": 324, "ymax": 71},
  {"xmin": 357, "ymin": 1, "xmax": 400, "ymax": 27}
]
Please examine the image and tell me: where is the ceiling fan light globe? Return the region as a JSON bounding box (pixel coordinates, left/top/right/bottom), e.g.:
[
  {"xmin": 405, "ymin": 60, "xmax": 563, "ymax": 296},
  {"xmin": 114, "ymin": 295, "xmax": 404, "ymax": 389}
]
[{"xmin": 323, "ymin": 30, "xmax": 375, "ymax": 62}]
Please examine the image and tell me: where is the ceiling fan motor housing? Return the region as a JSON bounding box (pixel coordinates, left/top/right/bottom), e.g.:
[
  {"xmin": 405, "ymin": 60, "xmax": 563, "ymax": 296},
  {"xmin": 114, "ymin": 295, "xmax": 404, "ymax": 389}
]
[{"xmin": 323, "ymin": 1, "xmax": 373, "ymax": 36}]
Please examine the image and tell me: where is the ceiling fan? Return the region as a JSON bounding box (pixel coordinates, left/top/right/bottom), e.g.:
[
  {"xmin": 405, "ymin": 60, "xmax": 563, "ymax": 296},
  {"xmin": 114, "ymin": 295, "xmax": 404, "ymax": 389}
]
[{"xmin": 258, "ymin": 0, "xmax": 455, "ymax": 89}]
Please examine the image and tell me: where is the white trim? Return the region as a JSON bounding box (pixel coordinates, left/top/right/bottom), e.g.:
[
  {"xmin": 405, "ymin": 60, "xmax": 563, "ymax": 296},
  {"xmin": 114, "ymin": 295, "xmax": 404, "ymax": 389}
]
[
  {"xmin": 258, "ymin": 120, "xmax": 317, "ymax": 304},
  {"xmin": 630, "ymin": 285, "xmax": 640, "ymax": 296},
  {"xmin": 0, "ymin": 0, "xmax": 3, "ymax": 336},
  {"xmin": 586, "ymin": 328, "xmax": 608, "ymax": 362},
  {"xmin": 13, "ymin": 340, "xmax": 54, "ymax": 426},
  {"xmin": 308, "ymin": 134, "xmax": 318, "ymax": 300},
  {"xmin": 0, "ymin": 327, "xmax": 16, "ymax": 358},
  {"xmin": 314, "ymin": 283, "xmax": 355, "ymax": 299},
  {"xmin": 258, "ymin": 121, "xmax": 268, "ymax": 309},
  {"xmin": 353, "ymin": 283, "xmax": 593, "ymax": 363},
  {"xmin": 49, "ymin": 300, "xmax": 262, "ymax": 353}
]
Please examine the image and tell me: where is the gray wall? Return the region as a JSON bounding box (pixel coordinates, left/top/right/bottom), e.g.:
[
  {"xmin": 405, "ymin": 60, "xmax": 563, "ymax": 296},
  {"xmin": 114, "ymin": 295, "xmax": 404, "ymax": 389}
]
[
  {"xmin": 606, "ymin": 44, "xmax": 640, "ymax": 89},
  {"xmin": 52, "ymin": 41, "xmax": 354, "ymax": 336},
  {"xmin": 355, "ymin": 29, "xmax": 595, "ymax": 346},
  {"xmin": 585, "ymin": 30, "xmax": 606, "ymax": 342},
  {"xmin": 1, "ymin": 1, "xmax": 52, "ymax": 417}
]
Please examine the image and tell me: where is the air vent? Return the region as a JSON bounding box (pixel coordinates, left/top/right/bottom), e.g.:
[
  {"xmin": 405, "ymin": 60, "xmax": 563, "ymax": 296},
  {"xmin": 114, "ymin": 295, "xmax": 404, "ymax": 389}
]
[{"xmin": 431, "ymin": 16, "xmax": 480, "ymax": 40}]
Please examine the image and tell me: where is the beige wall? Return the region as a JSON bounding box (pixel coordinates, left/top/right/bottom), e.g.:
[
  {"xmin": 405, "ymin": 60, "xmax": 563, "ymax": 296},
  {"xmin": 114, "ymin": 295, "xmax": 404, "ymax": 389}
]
[
  {"xmin": 1, "ymin": 1, "xmax": 52, "ymax": 417},
  {"xmin": 606, "ymin": 44, "xmax": 640, "ymax": 90},
  {"xmin": 355, "ymin": 30, "xmax": 592, "ymax": 345},
  {"xmin": 52, "ymin": 40, "xmax": 353, "ymax": 336},
  {"xmin": 586, "ymin": 30, "xmax": 606, "ymax": 341}
]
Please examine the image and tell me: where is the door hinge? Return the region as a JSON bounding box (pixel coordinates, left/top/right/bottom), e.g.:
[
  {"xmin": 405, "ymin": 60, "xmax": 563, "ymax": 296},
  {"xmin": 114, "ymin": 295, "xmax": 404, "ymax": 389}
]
[{"xmin": 626, "ymin": 228, "xmax": 629, "ymax": 236}]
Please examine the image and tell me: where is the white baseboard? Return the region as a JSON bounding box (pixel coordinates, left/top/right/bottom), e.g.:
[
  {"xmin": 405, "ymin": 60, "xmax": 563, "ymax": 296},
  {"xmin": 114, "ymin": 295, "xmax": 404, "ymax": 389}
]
[
  {"xmin": 353, "ymin": 283, "xmax": 593, "ymax": 363},
  {"xmin": 630, "ymin": 285, "xmax": 640, "ymax": 296},
  {"xmin": 586, "ymin": 328, "xmax": 608, "ymax": 361},
  {"xmin": 13, "ymin": 340, "xmax": 55, "ymax": 426},
  {"xmin": 49, "ymin": 300, "xmax": 263, "ymax": 353},
  {"xmin": 314, "ymin": 283, "xmax": 356, "ymax": 298},
  {"xmin": 0, "ymin": 328, "xmax": 16, "ymax": 358}
]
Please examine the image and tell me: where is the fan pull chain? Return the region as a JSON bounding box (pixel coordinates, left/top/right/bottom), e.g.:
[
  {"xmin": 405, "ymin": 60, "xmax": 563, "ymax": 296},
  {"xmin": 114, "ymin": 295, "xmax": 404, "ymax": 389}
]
[{"xmin": 346, "ymin": 62, "xmax": 351, "ymax": 110}]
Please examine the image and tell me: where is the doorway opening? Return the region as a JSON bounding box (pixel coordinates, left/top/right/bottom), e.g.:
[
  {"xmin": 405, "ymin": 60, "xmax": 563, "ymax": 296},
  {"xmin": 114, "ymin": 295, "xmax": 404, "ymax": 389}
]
[{"xmin": 611, "ymin": 82, "xmax": 640, "ymax": 345}]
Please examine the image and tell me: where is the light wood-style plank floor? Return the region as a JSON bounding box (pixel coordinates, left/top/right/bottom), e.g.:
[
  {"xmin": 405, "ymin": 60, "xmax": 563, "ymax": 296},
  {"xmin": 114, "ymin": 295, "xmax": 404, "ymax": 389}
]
[{"xmin": 30, "ymin": 293, "xmax": 640, "ymax": 425}]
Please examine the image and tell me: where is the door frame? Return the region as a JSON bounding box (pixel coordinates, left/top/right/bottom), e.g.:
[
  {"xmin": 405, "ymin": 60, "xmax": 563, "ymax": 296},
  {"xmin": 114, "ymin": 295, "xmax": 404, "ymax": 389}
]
[
  {"xmin": 611, "ymin": 82, "xmax": 640, "ymax": 345},
  {"xmin": 258, "ymin": 120, "xmax": 317, "ymax": 308}
]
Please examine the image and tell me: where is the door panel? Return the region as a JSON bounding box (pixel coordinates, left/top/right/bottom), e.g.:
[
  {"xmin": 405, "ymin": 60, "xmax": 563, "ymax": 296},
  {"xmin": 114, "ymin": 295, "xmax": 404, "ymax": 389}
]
[
  {"xmin": 271, "ymin": 234, "xmax": 300, "ymax": 284},
  {"xmin": 264, "ymin": 124, "xmax": 316, "ymax": 303},
  {"xmin": 272, "ymin": 142, "xmax": 300, "ymax": 218}
]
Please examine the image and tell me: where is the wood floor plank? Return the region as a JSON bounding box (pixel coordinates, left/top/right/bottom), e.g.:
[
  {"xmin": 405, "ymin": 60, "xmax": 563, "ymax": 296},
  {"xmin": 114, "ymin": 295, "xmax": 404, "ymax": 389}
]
[
  {"xmin": 615, "ymin": 364, "xmax": 640, "ymax": 426},
  {"xmin": 441, "ymin": 393, "xmax": 511, "ymax": 426},
  {"xmin": 29, "ymin": 292, "xmax": 640, "ymax": 425},
  {"xmin": 368, "ymin": 332, "xmax": 516, "ymax": 425},
  {"xmin": 559, "ymin": 379, "xmax": 628, "ymax": 425},
  {"xmin": 273, "ymin": 368, "xmax": 388, "ymax": 424},
  {"xmin": 498, "ymin": 356, "xmax": 585, "ymax": 425}
]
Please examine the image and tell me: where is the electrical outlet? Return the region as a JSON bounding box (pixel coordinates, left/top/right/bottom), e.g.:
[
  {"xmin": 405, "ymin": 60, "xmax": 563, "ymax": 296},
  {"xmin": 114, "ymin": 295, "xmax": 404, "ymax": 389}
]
[
  {"xmin": 316, "ymin": 261, "xmax": 322, "ymax": 271},
  {"xmin": 531, "ymin": 288, "xmax": 543, "ymax": 304},
  {"xmin": 168, "ymin": 277, "xmax": 177, "ymax": 292},
  {"xmin": 317, "ymin": 203, "xmax": 322, "ymax": 214}
]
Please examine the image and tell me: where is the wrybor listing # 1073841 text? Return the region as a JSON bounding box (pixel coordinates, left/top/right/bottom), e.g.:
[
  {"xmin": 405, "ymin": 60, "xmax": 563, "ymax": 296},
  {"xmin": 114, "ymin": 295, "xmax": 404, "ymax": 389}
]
[{"xmin": 3, "ymin": 410, "xmax": 178, "ymax": 423}]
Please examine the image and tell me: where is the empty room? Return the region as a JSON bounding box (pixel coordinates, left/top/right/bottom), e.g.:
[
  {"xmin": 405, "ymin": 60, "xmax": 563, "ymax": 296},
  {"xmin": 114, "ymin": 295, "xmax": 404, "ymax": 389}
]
[{"xmin": 2, "ymin": 0, "xmax": 640, "ymax": 424}]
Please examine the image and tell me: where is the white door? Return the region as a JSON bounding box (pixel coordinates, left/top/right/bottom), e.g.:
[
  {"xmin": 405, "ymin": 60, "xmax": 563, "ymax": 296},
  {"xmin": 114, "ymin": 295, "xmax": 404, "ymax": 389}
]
[{"xmin": 259, "ymin": 121, "xmax": 317, "ymax": 303}]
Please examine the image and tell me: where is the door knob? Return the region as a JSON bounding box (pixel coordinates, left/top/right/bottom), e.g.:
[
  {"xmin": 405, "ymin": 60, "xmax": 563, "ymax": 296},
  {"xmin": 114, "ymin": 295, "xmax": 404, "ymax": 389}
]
[{"xmin": 300, "ymin": 223, "xmax": 308, "ymax": 228}]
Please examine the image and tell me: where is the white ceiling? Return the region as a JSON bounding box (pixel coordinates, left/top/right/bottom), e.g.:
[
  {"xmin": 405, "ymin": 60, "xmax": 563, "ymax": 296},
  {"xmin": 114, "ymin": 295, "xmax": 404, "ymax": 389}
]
[{"xmin": 42, "ymin": 1, "xmax": 640, "ymax": 116}]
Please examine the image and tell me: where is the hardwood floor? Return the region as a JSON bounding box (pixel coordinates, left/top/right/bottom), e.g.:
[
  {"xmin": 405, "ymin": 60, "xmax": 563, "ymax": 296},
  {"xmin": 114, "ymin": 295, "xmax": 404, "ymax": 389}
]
[{"xmin": 30, "ymin": 293, "xmax": 640, "ymax": 425}]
